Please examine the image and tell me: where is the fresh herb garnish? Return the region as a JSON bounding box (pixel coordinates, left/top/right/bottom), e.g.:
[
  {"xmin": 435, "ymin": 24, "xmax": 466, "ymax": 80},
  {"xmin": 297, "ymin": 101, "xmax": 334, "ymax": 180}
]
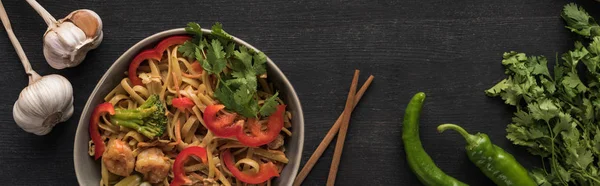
[
  {"xmin": 562, "ymin": 3, "xmax": 600, "ymax": 38},
  {"xmin": 259, "ymin": 92, "xmax": 279, "ymax": 117},
  {"xmin": 181, "ymin": 22, "xmax": 277, "ymax": 118},
  {"xmin": 485, "ymin": 3, "xmax": 600, "ymax": 185},
  {"xmin": 211, "ymin": 22, "xmax": 233, "ymax": 40}
]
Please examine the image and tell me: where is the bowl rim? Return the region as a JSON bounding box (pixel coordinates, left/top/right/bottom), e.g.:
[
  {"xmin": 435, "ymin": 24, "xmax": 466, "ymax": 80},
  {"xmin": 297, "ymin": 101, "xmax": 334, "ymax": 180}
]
[{"xmin": 74, "ymin": 28, "xmax": 304, "ymax": 185}]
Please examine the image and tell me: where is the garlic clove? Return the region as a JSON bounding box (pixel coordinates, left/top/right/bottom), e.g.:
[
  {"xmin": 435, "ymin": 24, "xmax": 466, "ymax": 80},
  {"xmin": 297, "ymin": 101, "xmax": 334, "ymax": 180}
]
[
  {"xmin": 13, "ymin": 74, "xmax": 74, "ymax": 135},
  {"xmin": 90, "ymin": 28, "xmax": 103, "ymax": 49},
  {"xmin": 43, "ymin": 22, "xmax": 89, "ymax": 69},
  {"xmin": 65, "ymin": 9, "xmax": 102, "ymax": 39}
]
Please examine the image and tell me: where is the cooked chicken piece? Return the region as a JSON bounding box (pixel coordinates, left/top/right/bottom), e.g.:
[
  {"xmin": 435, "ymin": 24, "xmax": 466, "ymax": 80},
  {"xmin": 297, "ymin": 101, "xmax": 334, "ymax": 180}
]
[{"xmin": 268, "ymin": 134, "xmax": 284, "ymax": 149}]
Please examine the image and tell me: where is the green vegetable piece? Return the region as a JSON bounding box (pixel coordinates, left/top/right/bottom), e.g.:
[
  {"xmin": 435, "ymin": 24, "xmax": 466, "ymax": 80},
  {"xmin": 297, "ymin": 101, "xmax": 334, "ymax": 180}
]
[
  {"xmin": 114, "ymin": 175, "xmax": 141, "ymax": 186},
  {"xmin": 485, "ymin": 3, "xmax": 600, "ymax": 185},
  {"xmin": 402, "ymin": 92, "xmax": 468, "ymax": 186},
  {"xmin": 185, "ymin": 22, "xmax": 203, "ymax": 37},
  {"xmin": 110, "ymin": 95, "xmax": 167, "ymax": 138},
  {"xmin": 181, "ymin": 22, "xmax": 280, "ymax": 118},
  {"xmin": 437, "ymin": 124, "xmax": 537, "ymax": 186},
  {"xmin": 203, "ymin": 39, "xmax": 227, "ymax": 75},
  {"xmin": 562, "ymin": 3, "xmax": 600, "ymax": 38},
  {"xmin": 260, "ymin": 92, "xmax": 279, "ymax": 117},
  {"xmin": 211, "ymin": 22, "xmax": 233, "ymax": 40},
  {"xmin": 178, "ymin": 40, "xmax": 197, "ymax": 59}
]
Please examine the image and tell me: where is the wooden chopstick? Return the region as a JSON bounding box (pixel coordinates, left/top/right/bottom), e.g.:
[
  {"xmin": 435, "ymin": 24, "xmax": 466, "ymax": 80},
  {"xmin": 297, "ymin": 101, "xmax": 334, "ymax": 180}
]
[
  {"xmin": 293, "ymin": 74, "xmax": 373, "ymax": 186},
  {"xmin": 326, "ymin": 70, "xmax": 360, "ymax": 185}
]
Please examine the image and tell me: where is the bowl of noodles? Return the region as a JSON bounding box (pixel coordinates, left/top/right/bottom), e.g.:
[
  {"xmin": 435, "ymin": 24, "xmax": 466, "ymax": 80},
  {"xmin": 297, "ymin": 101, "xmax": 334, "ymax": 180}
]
[{"xmin": 74, "ymin": 24, "xmax": 304, "ymax": 186}]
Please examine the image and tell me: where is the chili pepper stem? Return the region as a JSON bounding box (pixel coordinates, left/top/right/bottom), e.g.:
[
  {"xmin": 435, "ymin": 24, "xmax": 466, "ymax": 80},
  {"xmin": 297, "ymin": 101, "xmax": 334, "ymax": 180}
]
[{"xmin": 437, "ymin": 124, "xmax": 478, "ymax": 144}]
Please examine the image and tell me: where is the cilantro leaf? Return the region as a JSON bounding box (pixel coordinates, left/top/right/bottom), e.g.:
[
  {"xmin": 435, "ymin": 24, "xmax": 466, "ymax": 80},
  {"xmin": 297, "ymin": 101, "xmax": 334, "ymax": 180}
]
[
  {"xmin": 561, "ymin": 72, "xmax": 587, "ymax": 93},
  {"xmin": 203, "ymin": 39, "xmax": 227, "ymax": 75},
  {"xmin": 233, "ymin": 84, "xmax": 258, "ymax": 117},
  {"xmin": 214, "ymin": 81, "xmax": 257, "ymax": 118},
  {"xmin": 552, "ymin": 112, "xmax": 573, "ymax": 134},
  {"xmin": 211, "ymin": 22, "xmax": 233, "ymax": 40},
  {"xmin": 527, "ymin": 99, "xmax": 559, "ymax": 123},
  {"xmin": 185, "ymin": 22, "xmax": 203, "ymax": 37},
  {"xmin": 182, "ymin": 22, "xmax": 280, "ymax": 118},
  {"xmin": 234, "ymin": 46, "xmax": 253, "ymax": 68},
  {"xmin": 592, "ymin": 128, "xmax": 600, "ymax": 154},
  {"xmin": 253, "ymin": 52, "xmax": 267, "ymax": 75},
  {"xmin": 214, "ymin": 82, "xmax": 236, "ymax": 108},
  {"xmin": 529, "ymin": 56, "xmax": 551, "ymax": 78},
  {"xmin": 228, "ymin": 69, "xmax": 257, "ymax": 91},
  {"xmin": 529, "ymin": 169, "xmax": 551, "ymax": 186},
  {"xmin": 226, "ymin": 42, "xmax": 235, "ymax": 58},
  {"xmin": 178, "ymin": 41, "xmax": 197, "ymax": 58},
  {"xmin": 487, "ymin": 7, "xmax": 600, "ymax": 182},
  {"xmin": 562, "ymin": 3, "xmax": 600, "ymax": 38},
  {"xmin": 485, "ymin": 79, "xmax": 509, "ymax": 96},
  {"xmin": 260, "ymin": 92, "xmax": 279, "ymax": 116}
]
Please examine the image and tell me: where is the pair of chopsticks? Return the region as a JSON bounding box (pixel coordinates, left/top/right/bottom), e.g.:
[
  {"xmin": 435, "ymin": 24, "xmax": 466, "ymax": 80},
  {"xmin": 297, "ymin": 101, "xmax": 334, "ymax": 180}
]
[{"xmin": 294, "ymin": 70, "xmax": 374, "ymax": 186}]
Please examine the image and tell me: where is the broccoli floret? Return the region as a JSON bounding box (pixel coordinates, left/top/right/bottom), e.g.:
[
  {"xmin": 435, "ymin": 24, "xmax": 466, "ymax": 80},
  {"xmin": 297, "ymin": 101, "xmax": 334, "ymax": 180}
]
[{"xmin": 110, "ymin": 94, "xmax": 167, "ymax": 138}]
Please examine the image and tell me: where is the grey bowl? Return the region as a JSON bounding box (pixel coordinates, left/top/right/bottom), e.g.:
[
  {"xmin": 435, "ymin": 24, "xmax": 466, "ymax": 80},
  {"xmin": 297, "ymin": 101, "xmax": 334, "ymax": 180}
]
[{"xmin": 74, "ymin": 28, "xmax": 304, "ymax": 186}]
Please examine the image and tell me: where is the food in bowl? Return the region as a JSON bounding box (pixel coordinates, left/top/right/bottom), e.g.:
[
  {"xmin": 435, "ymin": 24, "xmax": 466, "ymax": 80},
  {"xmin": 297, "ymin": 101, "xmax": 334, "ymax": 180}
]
[{"xmin": 87, "ymin": 23, "xmax": 294, "ymax": 186}]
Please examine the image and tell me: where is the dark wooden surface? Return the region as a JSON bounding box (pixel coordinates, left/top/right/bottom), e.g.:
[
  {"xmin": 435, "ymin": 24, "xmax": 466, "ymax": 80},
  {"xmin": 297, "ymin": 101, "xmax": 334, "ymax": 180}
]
[{"xmin": 1, "ymin": 0, "xmax": 598, "ymax": 185}]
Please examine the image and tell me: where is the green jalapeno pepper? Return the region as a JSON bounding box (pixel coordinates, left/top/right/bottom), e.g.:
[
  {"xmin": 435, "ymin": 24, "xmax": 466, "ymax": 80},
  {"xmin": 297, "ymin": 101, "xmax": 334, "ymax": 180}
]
[
  {"xmin": 437, "ymin": 124, "xmax": 536, "ymax": 186},
  {"xmin": 403, "ymin": 93, "xmax": 468, "ymax": 186}
]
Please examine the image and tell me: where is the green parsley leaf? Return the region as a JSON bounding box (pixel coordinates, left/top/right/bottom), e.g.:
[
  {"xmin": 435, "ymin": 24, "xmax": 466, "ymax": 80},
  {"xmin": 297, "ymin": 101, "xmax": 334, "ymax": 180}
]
[
  {"xmin": 233, "ymin": 84, "xmax": 258, "ymax": 117},
  {"xmin": 530, "ymin": 169, "xmax": 551, "ymax": 186},
  {"xmin": 487, "ymin": 5, "xmax": 600, "ymax": 183},
  {"xmin": 253, "ymin": 52, "xmax": 267, "ymax": 75},
  {"xmin": 185, "ymin": 22, "xmax": 203, "ymax": 37},
  {"xmin": 183, "ymin": 22, "xmax": 280, "ymax": 118},
  {"xmin": 562, "ymin": 72, "xmax": 587, "ymax": 93},
  {"xmin": 485, "ymin": 79, "xmax": 509, "ymax": 97},
  {"xmin": 226, "ymin": 42, "xmax": 235, "ymax": 58},
  {"xmin": 178, "ymin": 41, "xmax": 197, "ymax": 59},
  {"xmin": 527, "ymin": 99, "xmax": 559, "ymax": 123},
  {"xmin": 234, "ymin": 46, "xmax": 253, "ymax": 68},
  {"xmin": 211, "ymin": 22, "xmax": 233, "ymax": 40},
  {"xmin": 214, "ymin": 82, "xmax": 236, "ymax": 110},
  {"xmin": 203, "ymin": 39, "xmax": 227, "ymax": 75},
  {"xmin": 592, "ymin": 128, "xmax": 600, "ymax": 154},
  {"xmin": 562, "ymin": 3, "xmax": 600, "ymax": 38},
  {"xmin": 529, "ymin": 56, "xmax": 551, "ymax": 78},
  {"xmin": 260, "ymin": 92, "xmax": 279, "ymax": 116}
]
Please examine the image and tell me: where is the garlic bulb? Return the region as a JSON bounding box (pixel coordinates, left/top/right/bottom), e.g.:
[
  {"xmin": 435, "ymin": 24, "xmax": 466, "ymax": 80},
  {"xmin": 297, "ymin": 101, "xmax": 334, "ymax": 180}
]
[
  {"xmin": 0, "ymin": 1, "xmax": 75, "ymax": 135},
  {"xmin": 13, "ymin": 75, "xmax": 74, "ymax": 135},
  {"xmin": 27, "ymin": 0, "xmax": 103, "ymax": 69}
]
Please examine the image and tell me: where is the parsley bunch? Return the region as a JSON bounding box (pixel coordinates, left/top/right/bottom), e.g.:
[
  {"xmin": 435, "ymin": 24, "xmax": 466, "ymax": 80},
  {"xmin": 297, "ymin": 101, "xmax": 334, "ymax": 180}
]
[
  {"xmin": 179, "ymin": 22, "xmax": 279, "ymax": 118},
  {"xmin": 486, "ymin": 4, "xmax": 600, "ymax": 185}
]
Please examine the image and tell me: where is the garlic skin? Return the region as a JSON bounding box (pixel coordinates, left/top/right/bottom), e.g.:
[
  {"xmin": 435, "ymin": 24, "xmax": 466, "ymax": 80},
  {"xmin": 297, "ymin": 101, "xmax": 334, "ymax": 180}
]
[
  {"xmin": 43, "ymin": 9, "xmax": 103, "ymax": 69},
  {"xmin": 13, "ymin": 74, "xmax": 74, "ymax": 135}
]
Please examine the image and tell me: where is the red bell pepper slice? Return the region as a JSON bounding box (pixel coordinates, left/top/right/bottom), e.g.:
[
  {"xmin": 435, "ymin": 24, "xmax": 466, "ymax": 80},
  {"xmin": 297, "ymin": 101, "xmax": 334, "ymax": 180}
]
[
  {"xmin": 155, "ymin": 35, "xmax": 192, "ymax": 58},
  {"xmin": 172, "ymin": 97, "xmax": 195, "ymax": 111},
  {"xmin": 222, "ymin": 149, "xmax": 280, "ymax": 184},
  {"xmin": 236, "ymin": 105, "xmax": 286, "ymax": 147},
  {"xmin": 190, "ymin": 61, "xmax": 203, "ymax": 74},
  {"xmin": 128, "ymin": 50, "xmax": 161, "ymax": 86},
  {"xmin": 170, "ymin": 146, "xmax": 208, "ymax": 186},
  {"xmin": 129, "ymin": 35, "xmax": 191, "ymax": 86},
  {"xmin": 89, "ymin": 102, "xmax": 115, "ymax": 160},
  {"xmin": 203, "ymin": 104, "xmax": 240, "ymax": 137}
]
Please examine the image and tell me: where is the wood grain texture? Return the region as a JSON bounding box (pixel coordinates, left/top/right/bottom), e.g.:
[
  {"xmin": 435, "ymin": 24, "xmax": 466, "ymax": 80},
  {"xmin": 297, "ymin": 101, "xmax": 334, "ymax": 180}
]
[{"xmin": 0, "ymin": 0, "xmax": 598, "ymax": 185}]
